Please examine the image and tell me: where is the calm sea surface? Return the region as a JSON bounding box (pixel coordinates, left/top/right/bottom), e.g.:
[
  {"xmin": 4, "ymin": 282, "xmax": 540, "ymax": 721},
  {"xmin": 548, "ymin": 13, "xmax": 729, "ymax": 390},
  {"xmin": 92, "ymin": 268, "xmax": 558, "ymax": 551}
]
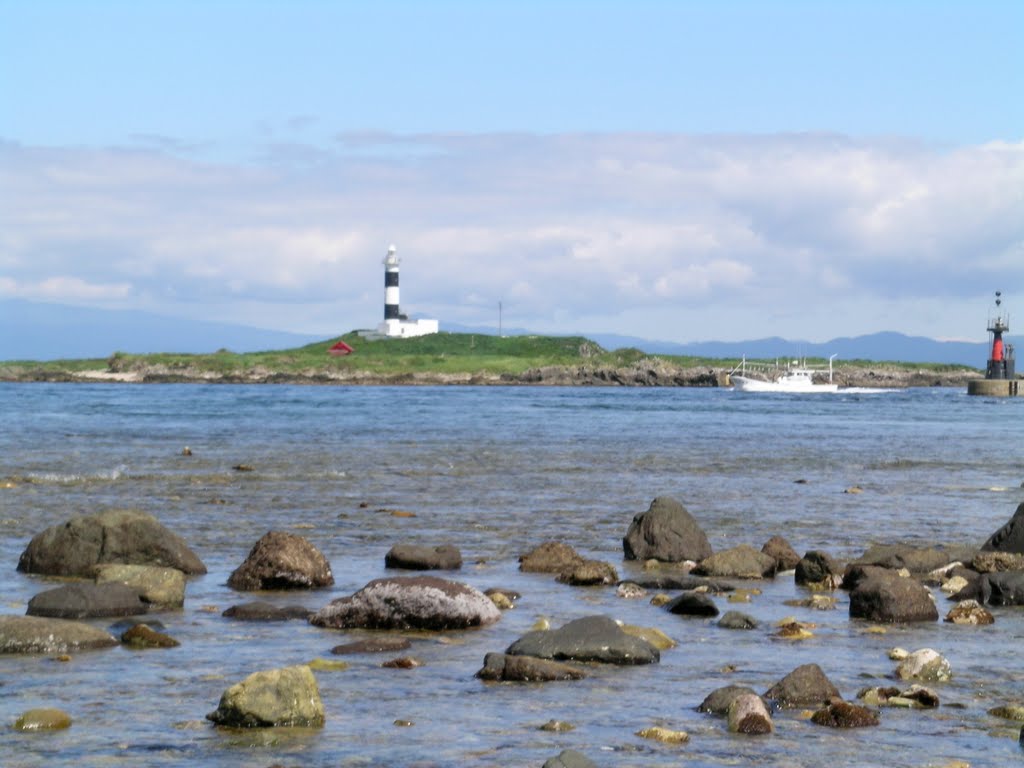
[{"xmin": 2, "ymin": 382, "xmax": 1023, "ymax": 767}]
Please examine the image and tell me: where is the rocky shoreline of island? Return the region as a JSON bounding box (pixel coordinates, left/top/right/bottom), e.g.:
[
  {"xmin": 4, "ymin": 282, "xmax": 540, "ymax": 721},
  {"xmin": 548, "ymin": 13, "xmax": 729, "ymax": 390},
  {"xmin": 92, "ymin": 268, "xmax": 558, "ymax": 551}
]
[{"xmin": 0, "ymin": 359, "xmax": 984, "ymax": 388}]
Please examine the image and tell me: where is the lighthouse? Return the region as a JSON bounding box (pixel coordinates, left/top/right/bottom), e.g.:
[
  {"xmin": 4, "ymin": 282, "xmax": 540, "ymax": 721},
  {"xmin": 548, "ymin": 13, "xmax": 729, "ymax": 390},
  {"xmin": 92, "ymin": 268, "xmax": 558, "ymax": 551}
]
[
  {"xmin": 365, "ymin": 245, "xmax": 439, "ymax": 339},
  {"xmin": 968, "ymin": 291, "xmax": 1019, "ymax": 396},
  {"xmin": 985, "ymin": 291, "xmax": 1014, "ymax": 380}
]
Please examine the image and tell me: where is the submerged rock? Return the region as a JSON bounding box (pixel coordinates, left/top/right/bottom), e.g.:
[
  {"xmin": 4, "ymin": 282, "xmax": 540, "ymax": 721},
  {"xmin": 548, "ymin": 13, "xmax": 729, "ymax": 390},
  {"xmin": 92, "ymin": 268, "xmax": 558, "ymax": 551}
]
[
  {"xmin": 221, "ymin": 602, "xmax": 312, "ymax": 621},
  {"xmin": 17, "ymin": 509, "xmax": 206, "ymax": 577},
  {"xmin": 13, "ymin": 708, "xmax": 72, "ymax": 731},
  {"xmin": 0, "ymin": 615, "xmax": 117, "ymax": 653},
  {"xmin": 622, "ymin": 497, "xmax": 712, "ymax": 563},
  {"xmin": 310, "ymin": 575, "xmax": 500, "ymax": 630},
  {"xmin": 26, "ymin": 582, "xmax": 147, "ymax": 619},
  {"xmin": 542, "ymin": 749, "xmax": 597, "ymax": 768},
  {"xmin": 476, "ymin": 652, "xmax": 587, "ymax": 682},
  {"xmin": 121, "ymin": 623, "xmax": 180, "ymax": 648},
  {"xmin": 385, "ymin": 543, "xmax": 462, "ymax": 570},
  {"xmin": 330, "ymin": 636, "xmax": 412, "ymax": 655},
  {"xmin": 206, "ymin": 665, "xmax": 324, "ymax": 728},
  {"xmin": 506, "ymin": 615, "xmax": 659, "ymax": 665},
  {"xmin": 227, "ymin": 531, "xmax": 333, "ymax": 591}
]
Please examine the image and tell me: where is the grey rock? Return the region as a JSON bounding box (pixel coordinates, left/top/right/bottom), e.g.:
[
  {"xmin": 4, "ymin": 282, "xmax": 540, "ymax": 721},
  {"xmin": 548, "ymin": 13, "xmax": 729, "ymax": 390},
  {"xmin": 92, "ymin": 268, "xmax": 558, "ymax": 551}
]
[
  {"xmin": 93, "ymin": 564, "xmax": 186, "ymax": 609},
  {"xmin": 310, "ymin": 575, "xmax": 501, "ymax": 630},
  {"xmin": 476, "ymin": 652, "xmax": 587, "ymax": 682},
  {"xmin": 765, "ymin": 663, "xmax": 841, "ymax": 708},
  {"xmin": 848, "ymin": 571, "xmax": 938, "ymax": 623},
  {"xmin": 385, "ymin": 543, "xmax": 462, "ymax": 570},
  {"xmin": 543, "ymin": 749, "xmax": 597, "ymax": 768},
  {"xmin": 664, "ymin": 591, "xmax": 719, "ymax": 617},
  {"xmin": 718, "ymin": 610, "xmax": 759, "ymax": 630},
  {"xmin": 698, "ymin": 684, "xmax": 763, "ymax": 714},
  {"xmin": 228, "ymin": 531, "xmax": 334, "ymax": 591},
  {"xmin": 222, "ymin": 601, "xmax": 312, "ymax": 621},
  {"xmin": 981, "ymin": 502, "xmax": 1024, "ymax": 554},
  {"xmin": 694, "ymin": 544, "xmax": 777, "ymax": 579},
  {"xmin": 795, "ymin": 550, "xmax": 842, "ymax": 585},
  {"xmin": 0, "ymin": 615, "xmax": 118, "ymax": 653},
  {"xmin": 519, "ymin": 541, "xmax": 584, "ymax": 573},
  {"xmin": 27, "ymin": 582, "xmax": 147, "ymax": 619},
  {"xmin": 622, "ymin": 497, "xmax": 712, "ymax": 563},
  {"xmin": 17, "ymin": 509, "xmax": 206, "ymax": 577},
  {"xmin": 506, "ymin": 615, "xmax": 659, "ymax": 665},
  {"xmin": 761, "ymin": 535, "xmax": 801, "ymax": 571}
]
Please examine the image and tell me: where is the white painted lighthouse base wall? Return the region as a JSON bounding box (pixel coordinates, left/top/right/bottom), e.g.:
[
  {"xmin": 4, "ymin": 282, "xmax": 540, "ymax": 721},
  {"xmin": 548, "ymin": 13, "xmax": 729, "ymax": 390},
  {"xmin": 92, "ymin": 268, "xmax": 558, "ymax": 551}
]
[{"xmin": 364, "ymin": 318, "xmax": 439, "ymax": 339}]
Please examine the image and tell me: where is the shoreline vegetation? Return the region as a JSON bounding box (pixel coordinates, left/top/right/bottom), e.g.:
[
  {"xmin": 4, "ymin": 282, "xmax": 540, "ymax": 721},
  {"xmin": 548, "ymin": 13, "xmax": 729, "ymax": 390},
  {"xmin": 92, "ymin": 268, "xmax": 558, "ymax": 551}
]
[{"xmin": 0, "ymin": 331, "xmax": 983, "ymax": 388}]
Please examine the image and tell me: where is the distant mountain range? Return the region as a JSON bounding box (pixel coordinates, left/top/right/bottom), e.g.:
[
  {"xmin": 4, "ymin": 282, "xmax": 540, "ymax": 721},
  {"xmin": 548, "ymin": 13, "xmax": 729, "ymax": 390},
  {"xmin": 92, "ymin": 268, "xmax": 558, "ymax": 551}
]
[
  {"xmin": 0, "ymin": 299, "xmax": 322, "ymax": 360},
  {"xmin": 1, "ymin": 300, "xmax": 1008, "ymax": 367}
]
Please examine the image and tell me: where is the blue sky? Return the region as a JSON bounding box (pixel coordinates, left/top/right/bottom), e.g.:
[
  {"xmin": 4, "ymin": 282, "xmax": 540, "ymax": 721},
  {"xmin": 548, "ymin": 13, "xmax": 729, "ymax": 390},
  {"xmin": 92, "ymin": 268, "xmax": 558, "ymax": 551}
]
[{"xmin": 2, "ymin": 1, "xmax": 1023, "ymax": 343}]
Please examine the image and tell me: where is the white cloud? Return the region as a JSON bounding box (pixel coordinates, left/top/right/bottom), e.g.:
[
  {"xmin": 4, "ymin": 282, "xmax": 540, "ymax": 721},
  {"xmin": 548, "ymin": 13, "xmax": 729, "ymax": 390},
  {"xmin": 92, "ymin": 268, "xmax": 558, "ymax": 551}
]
[{"xmin": 1, "ymin": 133, "xmax": 1022, "ymax": 341}]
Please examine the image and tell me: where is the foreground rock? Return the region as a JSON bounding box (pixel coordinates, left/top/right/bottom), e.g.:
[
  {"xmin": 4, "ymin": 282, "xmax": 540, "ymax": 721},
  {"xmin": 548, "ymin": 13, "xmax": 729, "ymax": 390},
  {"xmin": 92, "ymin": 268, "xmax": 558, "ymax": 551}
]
[
  {"xmin": 310, "ymin": 575, "xmax": 500, "ymax": 630},
  {"xmin": 895, "ymin": 648, "xmax": 952, "ymax": 682},
  {"xmin": 698, "ymin": 685, "xmax": 764, "ymax": 715},
  {"xmin": 761, "ymin": 535, "xmax": 801, "ymax": 571},
  {"xmin": 27, "ymin": 583, "xmax": 147, "ymax": 619},
  {"xmin": 227, "ymin": 531, "xmax": 334, "ymax": 591},
  {"xmin": 664, "ymin": 592, "xmax": 719, "ymax": 617},
  {"xmin": 506, "ymin": 615, "xmax": 659, "ymax": 665},
  {"xmin": 851, "ymin": 543, "xmax": 976, "ymax": 574},
  {"xmin": 17, "ymin": 509, "xmax": 206, "ymax": 577},
  {"xmin": 848, "ymin": 570, "xmax": 938, "ymax": 623},
  {"xmin": 728, "ymin": 693, "xmax": 773, "ymax": 734},
  {"xmin": 981, "ymin": 502, "xmax": 1024, "ymax": 554},
  {"xmin": 955, "ymin": 571, "xmax": 1024, "ymax": 606},
  {"xmin": 623, "ymin": 497, "xmax": 712, "ymax": 563},
  {"xmin": 795, "ymin": 551, "xmax": 843, "ymax": 587},
  {"xmin": 519, "ymin": 541, "xmax": 584, "ymax": 573},
  {"xmin": 385, "ymin": 543, "xmax": 463, "ymax": 570},
  {"xmin": 0, "ymin": 615, "xmax": 117, "ymax": 653},
  {"xmin": 476, "ymin": 652, "xmax": 587, "ymax": 682},
  {"xmin": 765, "ymin": 663, "xmax": 841, "ymax": 708},
  {"xmin": 693, "ymin": 544, "xmax": 777, "ymax": 579},
  {"xmin": 93, "ymin": 564, "xmax": 186, "ymax": 609},
  {"xmin": 811, "ymin": 700, "xmax": 880, "ymax": 727},
  {"xmin": 207, "ymin": 665, "xmax": 324, "ymax": 728}
]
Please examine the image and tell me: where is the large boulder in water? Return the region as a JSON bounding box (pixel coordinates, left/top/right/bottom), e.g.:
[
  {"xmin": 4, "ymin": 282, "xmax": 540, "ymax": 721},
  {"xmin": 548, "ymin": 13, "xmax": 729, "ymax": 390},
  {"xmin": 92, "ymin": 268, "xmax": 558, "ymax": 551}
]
[
  {"xmin": 26, "ymin": 582, "xmax": 147, "ymax": 619},
  {"xmin": 17, "ymin": 509, "xmax": 206, "ymax": 577},
  {"xmin": 851, "ymin": 543, "xmax": 977, "ymax": 574},
  {"xmin": 981, "ymin": 502, "xmax": 1024, "ymax": 554},
  {"xmin": 955, "ymin": 571, "xmax": 1024, "ymax": 606},
  {"xmin": 622, "ymin": 497, "xmax": 712, "ymax": 563},
  {"xmin": 206, "ymin": 665, "xmax": 324, "ymax": 728},
  {"xmin": 764, "ymin": 663, "xmax": 841, "ymax": 708},
  {"xmin": 310, "ymin": 575, "xmax": 500, "ymax": 630},
  {"xmin": 0, "ymin": 615, "xmax": 118, "ymax": 653},
  {"xmin": 848, "ymin": 570, "xmax": 938, "ymax": 623},
  {"xmin": 506, "ymin": 615, "xmax": 659, "ymax": 665},
  {"xmin": 227, "ymin": 531, "xmax": 334, "ymax": 591}
]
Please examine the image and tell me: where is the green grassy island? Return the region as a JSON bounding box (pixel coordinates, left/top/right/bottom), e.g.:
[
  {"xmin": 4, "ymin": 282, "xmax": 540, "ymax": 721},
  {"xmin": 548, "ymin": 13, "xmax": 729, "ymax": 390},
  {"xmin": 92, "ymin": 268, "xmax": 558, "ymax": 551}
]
[{"xmin": 0, "ymin": 331, "xmax": 982, "ymax": 388}]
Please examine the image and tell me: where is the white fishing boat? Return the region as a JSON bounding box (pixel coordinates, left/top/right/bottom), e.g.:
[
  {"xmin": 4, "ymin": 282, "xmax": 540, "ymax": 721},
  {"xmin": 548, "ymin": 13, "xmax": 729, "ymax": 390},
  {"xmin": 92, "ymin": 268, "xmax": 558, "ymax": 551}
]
[{"xmin": 730, "ymin": 355, "xmax": 839, "ymax": 393}]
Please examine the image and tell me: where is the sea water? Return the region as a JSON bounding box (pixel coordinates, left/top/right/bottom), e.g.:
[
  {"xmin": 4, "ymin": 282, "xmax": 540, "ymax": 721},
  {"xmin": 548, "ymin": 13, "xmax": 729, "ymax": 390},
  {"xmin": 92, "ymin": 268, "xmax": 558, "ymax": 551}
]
[{"xmin": 1, "ymin": 382, "xmax": 1023, "ymax": 767}]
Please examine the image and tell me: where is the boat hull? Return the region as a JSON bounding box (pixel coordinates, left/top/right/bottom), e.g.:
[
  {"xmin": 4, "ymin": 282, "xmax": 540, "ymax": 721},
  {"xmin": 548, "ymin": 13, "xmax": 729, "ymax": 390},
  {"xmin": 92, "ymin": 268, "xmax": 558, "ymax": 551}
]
[{"xmin": 731, "ymin": 375, "xmax": 839, "ymax": 393}]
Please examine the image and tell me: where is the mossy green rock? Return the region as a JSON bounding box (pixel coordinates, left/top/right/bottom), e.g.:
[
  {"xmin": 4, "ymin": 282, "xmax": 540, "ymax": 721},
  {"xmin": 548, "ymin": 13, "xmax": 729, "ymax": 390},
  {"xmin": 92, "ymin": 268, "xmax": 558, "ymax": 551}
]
[
  {"xmin": 14, "ymin": 708, "xmax": 72, "ymax": 731},
  {"xmin": 207, "ymin": 665, "xmax": 324, "ymax": 728}
]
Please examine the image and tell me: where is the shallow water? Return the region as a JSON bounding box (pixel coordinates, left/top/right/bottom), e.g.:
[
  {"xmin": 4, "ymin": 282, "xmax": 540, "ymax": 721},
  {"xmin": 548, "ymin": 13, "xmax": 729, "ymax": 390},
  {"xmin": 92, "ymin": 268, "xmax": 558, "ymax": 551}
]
[{"xmin": 2, "ymin": 382, "xmax": 1024, "ymax": 767}]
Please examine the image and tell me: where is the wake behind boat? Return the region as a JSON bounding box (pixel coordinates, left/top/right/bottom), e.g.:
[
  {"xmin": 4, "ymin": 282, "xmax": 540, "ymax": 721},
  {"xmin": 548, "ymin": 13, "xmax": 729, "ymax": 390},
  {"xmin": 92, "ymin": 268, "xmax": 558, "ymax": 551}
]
[{"xmin": 730, "ymin": 355, "xmax": 839, "ymax": 393}]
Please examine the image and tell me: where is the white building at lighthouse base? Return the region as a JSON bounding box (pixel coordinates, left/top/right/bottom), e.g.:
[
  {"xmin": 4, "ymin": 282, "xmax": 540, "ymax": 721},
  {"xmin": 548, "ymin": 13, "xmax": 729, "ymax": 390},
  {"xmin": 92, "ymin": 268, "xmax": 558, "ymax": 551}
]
[{"xmin": 373, "ymin": 317, "xmax": 439, "ymax": 338}]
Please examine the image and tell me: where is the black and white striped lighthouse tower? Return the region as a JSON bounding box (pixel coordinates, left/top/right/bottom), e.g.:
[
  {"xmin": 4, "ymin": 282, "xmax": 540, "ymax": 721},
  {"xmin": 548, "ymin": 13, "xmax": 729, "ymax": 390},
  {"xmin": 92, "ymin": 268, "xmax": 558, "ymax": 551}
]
[{"xmin": 383, "ymin": 244, "xmax": 401, "ymax": 321}]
